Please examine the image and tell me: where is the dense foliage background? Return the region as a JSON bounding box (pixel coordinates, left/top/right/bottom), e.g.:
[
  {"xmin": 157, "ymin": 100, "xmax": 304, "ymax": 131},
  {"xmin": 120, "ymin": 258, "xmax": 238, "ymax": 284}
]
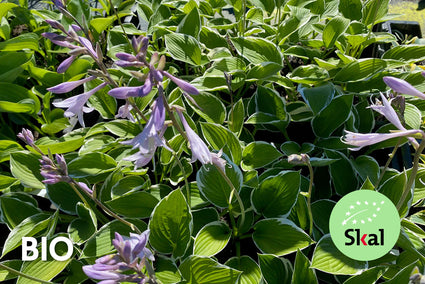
[{"xmin": 1, "ymin": 0, "xmax": 425, "ymax": 283}]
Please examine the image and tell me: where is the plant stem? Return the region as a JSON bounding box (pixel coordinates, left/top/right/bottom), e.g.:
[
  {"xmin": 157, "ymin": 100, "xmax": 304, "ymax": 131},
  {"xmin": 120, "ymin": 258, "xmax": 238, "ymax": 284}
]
[
  {"xmin": 0, "ymin": 263, "xmax": 56, "ymax": 284},
  {"xmin": 374, "ymin": 138, "xmax": 401, "ymax": 189},
  {"xmin": 306, "ymin": 162, "xmax": 314, "ymax": 237},
  {"xmin": 216, "ymin": 166, "xmax": 245, "ymax": 234},
  {"xmin": 397, "ymin": 137, "xmax": 425, "ymax": 211}
]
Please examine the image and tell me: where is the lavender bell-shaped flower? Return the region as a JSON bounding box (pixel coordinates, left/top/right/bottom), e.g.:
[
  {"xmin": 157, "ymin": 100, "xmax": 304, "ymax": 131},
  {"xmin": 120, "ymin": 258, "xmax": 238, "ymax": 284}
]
[
  {"xmin": 383, "ymin": 76, "xmax": 425, "ymax": 100},
  {"xmin": 368, "ymin": 93, "xmax": 419, "ymax": 149},
  {"xmin": 122, "ymin": 96, "xmax": 169, "ymax": 168},
  {"xmin": 342, "ymin": 129, "xmax": 423, "ymax": 151},
  {"xmin": 176, "ymin": 109, "xmax": 226, "ymax": 171},
  {"xmin": 161, "ymin": 71, "xmax": 199, "ymax": 95},
  {"xmin": 83, "ymin": 230, "xmax": 154, "ymax": 284},
  {"xmin": 48, "ymin": 76, "xmax": 96, "ymax": 94},
  {"xmin": 53, "ymin": 82, "xmax": 108, "ymax": 127},
  {"xmin": 17, "ymin": 128, "xmax": 35, "ymax": 147},
  {"xmin": 39, "ymin": 154, "xmax": 72, "ymax": 184}
]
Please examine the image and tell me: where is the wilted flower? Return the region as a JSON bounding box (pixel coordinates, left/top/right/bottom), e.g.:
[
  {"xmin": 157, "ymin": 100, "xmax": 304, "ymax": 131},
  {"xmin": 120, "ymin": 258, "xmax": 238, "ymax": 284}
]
[
  {"xmin": 383, "ymin": 76, "xmax": 425, "ymax": 100},
  {"xmin": 53, "ymin": 82, "xmax": 108, "ymax": 127},
  {"xmin": 83, "ymin": 230, "xmax": 154, "ymax": 284},
  {"xmin": 342, "ymin": 129, "xmax": 423, "ymax": 151},
  {"xmin": 122, "ymin": 96, "xmax": 169, "ymax": 168},
  {"xmin": 176, "ymin": 109, "xmax": 226, "ymax": 171}
]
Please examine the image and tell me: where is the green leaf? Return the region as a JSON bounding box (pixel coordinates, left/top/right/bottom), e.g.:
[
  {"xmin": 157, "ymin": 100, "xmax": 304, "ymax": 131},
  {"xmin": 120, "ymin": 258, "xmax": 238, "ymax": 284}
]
[
  {"xmin": 196, "ymin": 158, "xmax": 242, "ymax": 208},
  {"xmin": 338, "ymin": 0, "xmax": 362, "ymax": 21},
  {"xmin": 311, "ymin": 200, "xmax": 335, "ymax": 234},
  {"xmin": 177, "ymin": 7, "xmax": 201, "ymax": 38},
  {"xmin": 251, "ymin": 171, "xmax": 300, "ymax": 218},
  {"xmin": 199, "ymin": 27, "xmax": 228, "ymax": 49},
  {"xmin": 325, "ymin": 150, "xmax": 358, "ymax": 195},
  {"xmin": 382, "ymin": 45, "xmax": 425, "ymax": 63},
  {"xmin": 311, "ymin": 94, "xmax": 353, "ymax": 138},
  {"xmin": 201, "ymin": 122, "xmax": 242, "ymax": 164},
  {"xmin": 46, "ymin": 182, "xmax": 82, "ymax": 215},
  {"xmin": 247, "ymin": 62, "xmax": 282, "ymax": 80},
  {"xmin": 229, "ymin": 98, "xmax": 244, "ymax": 136},
  {"xmin": 68, "ymin": 153, "xmax": 117, "ymax": 178},
  {"xmin": 334, "ymin": 59, "xmax": 387, "ymax": 83},
  {"xmin": 404, "ymin": 102, "xmax": 422, "ymax": 130},
  {"xmin": 17, "ymin": 253, "xmax": 72, "ymax": 284},
  {"xmin": 384, "ymin": 261, "xmax": 417, "ymax": 284},
  {"xmin": 225, "ymin": 256, "xmax": 261, "ymax": 284},
  {"xmin": 154, "ymin": 255, "xmax": 182, "ymax": 284},
  {"xmin": 87, "ymin": 79, "xmax": 116, "ymax": 119},
  {"xmin": 68, "ymin": 203, "xmax": 96, "ymax": 244},
  {"xmin": 179, "ymin": 256, "xmax": 241, "ymax": 284},
  {"xmin": 0, "ymin": 51, "xmax": 32, "ymax": 82},
  {"xmin": 0, "ymin": 3, "xmax": 17, "ymax": 19},
  {"xmin": 165, "ymin": 33, "xmax": 202, "ymax": 66},
  {"xmin": 242, "ymin": 141, "xmax": 282, "ymax": 170},
  {"xmin": 278, "ymin": 6, "xmax": 311, "ymax": 44},
  {"xmin": 323, "ymin": 16, "xmax": 350, "ymax": 48},
  {"xmin": 193, "ymin": 221, "xmax": 231, "ymax": 256},
  {"xmin": 362, "ymin": 0, "xmax": 389, "ymax": 27},
  {"xmin": 298, "ymin": 83, "xmax": 335, "ymax": 115},
  {"xmin": 231, "ymin": 37, "xmax": 282, "ymax": 65},
  {"xmin": 352, "ymin": 155, "xmax": 379, "ymax": 185},
  {"xmin": 2, "ymin": 213, "xmax": 50, "ymax": 257},
  {"xmin": 185, "ymin": 92, "xmax": 226, "ymax": 124},
  {"xmin": 27, "ymin": 65, "xmax": 63, "ymax": 87},
  {"xmin": 106, "ymin": 191, "xmax": 159, "ymax": 218},
  {"xmin": 81, "ymin": 219, "xmax": 147, "ymax": 258},
  {"xmin": 292, "ymin": 249, "xmax": 318, "ymax": 284},
  {"xmin": 90, "ymin": 16, "xmax": 115, "ymax": 34},
  {"xmin": 253, "ymin": 218, "xmax": 313, "ymax": 256},
  {"xmin": 149, "ymin": 190, "xmax": 192, "ymax": 258},
  {"xmin": 34, "ymin": 131, "xmax": 85, "ymax": 154},
  {"xmin": 0, "ymin": 82, "xmax": 40, "ymax": 114},
  {"xmin": 311, "ymin": 234, "xmax": 367, "ymax": 275},
  {"xmin": 378, "ymin": 171, "xmax": 409, "ymax": 216},
  {"xmin": 0, "ymin": 33, "xmax": 42, "ymax": 55},
  {"xmin": 288, "ymin": 65, "xmax": 329, "ymax": 84},
  {"xmin": 10, "ymin": 151, "xmax": 44, "ymax": 189},
  {"xmin": 0, "ymin": 260, "xmax": 21, "ymax": 281},
  {"xmin": 258, "ymin": 254, "xmax": 293, "ymax": 284},
  {"xmin": 343, "ymin": 266, "xmax": 387, "ymax": 284},
  {"xmin": 0, "ymin": 140, "xmax": 23, "ymax": 163}
]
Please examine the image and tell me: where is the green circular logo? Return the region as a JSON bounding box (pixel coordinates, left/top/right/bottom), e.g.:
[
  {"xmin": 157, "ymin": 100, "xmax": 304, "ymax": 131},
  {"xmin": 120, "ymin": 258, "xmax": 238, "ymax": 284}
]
[{"xmin": 329, "ymin": 190, "xmax": 400, "ymax": 261}]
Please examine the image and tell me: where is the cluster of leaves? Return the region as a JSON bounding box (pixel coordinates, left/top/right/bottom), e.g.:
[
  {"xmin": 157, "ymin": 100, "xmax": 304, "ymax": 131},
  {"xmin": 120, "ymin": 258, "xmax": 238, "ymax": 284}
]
[{"xmin": 2, "ymin": 0, "xmax": 425, "ymax": 283}]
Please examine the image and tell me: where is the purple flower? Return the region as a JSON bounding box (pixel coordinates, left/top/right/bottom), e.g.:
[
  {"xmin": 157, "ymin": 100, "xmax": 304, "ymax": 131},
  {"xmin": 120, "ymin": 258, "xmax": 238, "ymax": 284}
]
[
  {"xmin": 39, "ymin": 154, "xmax": 71, "ymax": 184},
  {"xmin": 116, "ymin": 102, "xmax": 135, "ymax": 122},
  {"xmin": 369, "ymin": 93, "xmax": 405, "ymax": 130},
  {"xmin": 78, "ymin": 36, "xmax": 98, "ymax": 59},
  {"xmin": 162, "ymin": 71, "xmax": 199, "ymax": 95},
  {"xmin": 57, "ymin": 55, "xmax": 76, "ymax": 73},
  {"xmin": 383, "ymin": 76, "xmax": 425, "ymax": 99},
  {"xmin": 53, "ymin": 82, "xmax": 108, "ymax": 127},
  {"xmin": 52, "ymin": 0, "xmax": 65, "ymax": 9},
  {"xmin": 45, "ymin": 19, "xmax": 66, "ymax": 33},
  {"xmin": 83, "ymin": 230, "xmax": 153, "ymax": 284},
  {"xmin": 48, "ymin": 76, "xmax": 96, "ymax": 94},
  {"xmin": 342, "ymin": 129, "xmax": 423, "ymax": 151},
  {"xmin": 176, "ymin": 109, "xmax": 226, "ymax": 171},
  {"xmin": 116, "ymin": 52, "xmax": 138, "ymax": 62},
  {"xmin": 122, "ymin": 96, "xmax": 169, "ymax": 168},
  {"xmin": 368, "ymin": 93, "xmax": 420, "ymax": 149},
  {"xmin": 17, "ymin": 128, "xmax": 35, "ymax": 146}
]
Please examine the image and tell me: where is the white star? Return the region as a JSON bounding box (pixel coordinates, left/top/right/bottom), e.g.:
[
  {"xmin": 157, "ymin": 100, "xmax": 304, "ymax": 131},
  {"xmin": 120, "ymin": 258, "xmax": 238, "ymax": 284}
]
[
  {"xmin": 346, "ymin": 212, "xmax": 350, "ymax": 216},
  {"xmin": 365, "ymin": 201, "xmax": 368, "ymax": 205},
  {"xmin": 342, "ymin": 220, "xmax": 347, "ymax": 226},
  {"xmin": 381, "ymin": 201, "xmax": 384, "ymax": 204},
  {"xmin": 373, "ymin": 202, "xmax": 376, "ymax": 206},
  {"xmin": 368, "ymin": 218, "xmax": 372, "ymax": 222},
  {"xmin": 373, "ymin": 214, "xmax": 377, "ymax": 217},
  {"xmin": 353, "ymin": 220, "xmax": 357, "ymax": 224},
  {"xmin": 350, "ymin": 205, "xmax": 354, "ymax": 209},
  {"xmin": 361, "ymin": 220, "xmax": 365, "ymax": 224},
  {"xmin": 377, "ymin": 208, "xmax": 381, "ymax": 211},
  {"xmin": 356, "ymin": 201, "xmax": 360, "ymax": 205}
]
